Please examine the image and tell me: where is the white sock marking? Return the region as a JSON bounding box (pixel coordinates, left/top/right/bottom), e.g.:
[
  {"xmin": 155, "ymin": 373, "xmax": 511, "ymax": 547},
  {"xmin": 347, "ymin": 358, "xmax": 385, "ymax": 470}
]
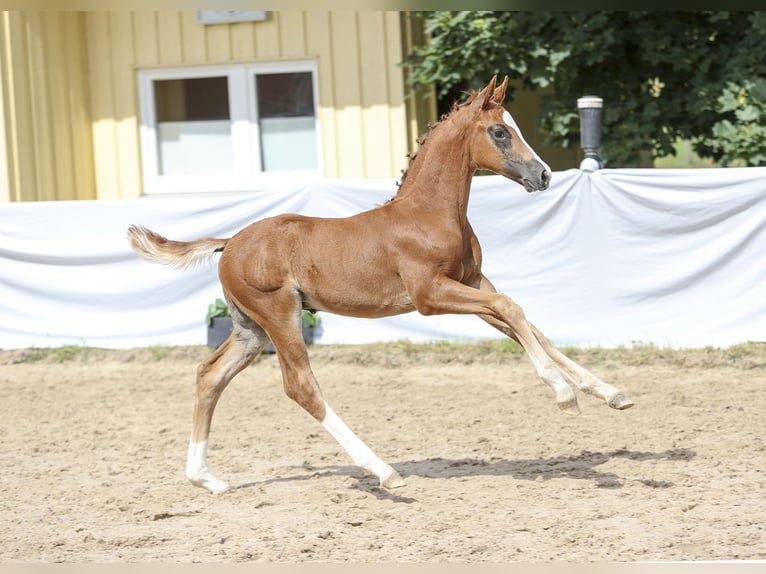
[
  {"xmin": 527, "ymin": 353, "xmax": 574, "ymax": 402},
  {"xmin": 185, "ymin": 439, "xmax": 228, "ymax": 493},
  {"xmin": 186, "ymin": 439, "xmax": 208, "ymax": 477},
  {"xmin": 321, "ymin": 402, "xmax": 395, "ymax": 482}
]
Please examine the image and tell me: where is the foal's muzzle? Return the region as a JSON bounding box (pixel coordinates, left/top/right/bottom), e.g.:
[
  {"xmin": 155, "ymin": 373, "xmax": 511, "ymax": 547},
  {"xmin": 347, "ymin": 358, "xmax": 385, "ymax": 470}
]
[{"xmin": 522, "ymin": 164, "xmax": 552, "ymax": 193}]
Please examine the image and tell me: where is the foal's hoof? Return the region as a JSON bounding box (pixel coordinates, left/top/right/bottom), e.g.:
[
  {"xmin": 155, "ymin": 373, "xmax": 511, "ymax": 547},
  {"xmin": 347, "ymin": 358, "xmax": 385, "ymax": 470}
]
[
  {"xmin": 557, "ymin": 396, "xmax": 581, "ymax": 416},
  {"xmin": 188, "ymin": 472, "xmax": 230, "ymax": 494},
  {"xmin": 608, "ymin": 393, "xmax": 634, "ymax": 410},
  {"xmin": 381, "ymin": 470, "xmax": 406, "ymax": 490}
]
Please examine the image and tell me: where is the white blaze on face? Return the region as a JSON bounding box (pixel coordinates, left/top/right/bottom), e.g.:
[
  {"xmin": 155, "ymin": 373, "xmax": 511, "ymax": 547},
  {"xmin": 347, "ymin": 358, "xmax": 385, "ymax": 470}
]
[{"xmin": 502, "ymin": 110, "xmax": 552, "ymax": 174}]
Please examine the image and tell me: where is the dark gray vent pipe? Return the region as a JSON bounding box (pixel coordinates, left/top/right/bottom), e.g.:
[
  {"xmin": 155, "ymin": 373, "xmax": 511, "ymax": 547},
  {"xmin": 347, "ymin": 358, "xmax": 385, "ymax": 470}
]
[{"xmin": 578, "ymin": 95, "xmax": 603, "ymax": 171}]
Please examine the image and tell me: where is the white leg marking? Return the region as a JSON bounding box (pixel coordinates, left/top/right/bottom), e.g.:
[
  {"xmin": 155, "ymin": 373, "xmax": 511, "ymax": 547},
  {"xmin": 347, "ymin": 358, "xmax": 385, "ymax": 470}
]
[
  {"xmin": 185, "ymin": 439, "xmax": 229, "ymax": 494},
  {"xmin": 321, "ymin": 402, "xmax": 405, "ymax": 488},
  {"xmin": 557, "ymin": 355, "xmax": 634, "ymax": 409},
  {"xmin": 527, "ymin": 354, "xmax": 579, "ymax": 414}
]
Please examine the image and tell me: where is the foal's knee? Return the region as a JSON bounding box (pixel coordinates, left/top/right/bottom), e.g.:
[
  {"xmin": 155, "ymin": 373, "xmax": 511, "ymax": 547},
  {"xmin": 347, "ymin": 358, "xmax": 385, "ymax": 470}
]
[{"xmin": 496, "ymin": 295, "xmax": 527, "ymax": 325}]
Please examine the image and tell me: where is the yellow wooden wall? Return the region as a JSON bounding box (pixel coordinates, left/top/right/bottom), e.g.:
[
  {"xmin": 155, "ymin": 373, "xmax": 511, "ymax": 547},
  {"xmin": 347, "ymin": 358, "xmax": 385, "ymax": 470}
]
[
  {"xmin": 0, "ymin": 11, "xmax": 413, "ymax": 201},
  {"xmin": 0, "ymin": 11, "xmax": 578, "ymax": 203},
  {"xmin": 85, "ymin": 10, "xmax": 411, "ymax": 200},
  {"xmin": 0, "ymin": 12, "xmax": 95, "ymax": 202}
]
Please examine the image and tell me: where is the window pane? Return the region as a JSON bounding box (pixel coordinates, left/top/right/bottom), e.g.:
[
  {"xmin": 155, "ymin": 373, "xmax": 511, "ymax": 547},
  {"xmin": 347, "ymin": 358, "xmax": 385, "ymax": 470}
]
[
  {"xmin": 153, "ymin": 76, "xmax": 233, "ymax": 175},
  {"xmin": 256, "ymin": 72, "xmax": 318, "ymax": 172}
]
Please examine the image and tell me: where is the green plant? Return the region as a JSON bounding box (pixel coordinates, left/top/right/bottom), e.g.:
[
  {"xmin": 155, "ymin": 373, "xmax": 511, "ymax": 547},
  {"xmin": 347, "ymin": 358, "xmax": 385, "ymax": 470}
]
[
  {"xmin": 703, "ymin": 79, "xmax": 766, "ymax": 166},
  {"xmin": 302, "ymin": 310, "xmax": 320, "ymax": 328},
  {"xmin": 206, "ymin": 298, "xmax": 230, "ymax": 327},
  {"xmin": 404, "ymin": 11, "xmax": 766, "ymax": 167},
  {"xmin": 205, "ymin": 298, "xmax": 320, "ymax": 328}
]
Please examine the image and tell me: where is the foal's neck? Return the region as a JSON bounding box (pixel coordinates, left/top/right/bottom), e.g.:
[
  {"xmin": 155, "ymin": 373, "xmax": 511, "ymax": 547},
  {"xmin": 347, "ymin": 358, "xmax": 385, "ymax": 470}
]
[{"xmin": 395, "ymin": 115, "xmax": 475, "ymax": 220}]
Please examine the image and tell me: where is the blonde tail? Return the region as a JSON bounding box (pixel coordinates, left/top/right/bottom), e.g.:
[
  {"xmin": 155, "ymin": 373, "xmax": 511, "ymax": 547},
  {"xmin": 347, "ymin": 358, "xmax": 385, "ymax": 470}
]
[{"xmin": 127, "ymin": 225, "xmax": 229, "ymax": 270}]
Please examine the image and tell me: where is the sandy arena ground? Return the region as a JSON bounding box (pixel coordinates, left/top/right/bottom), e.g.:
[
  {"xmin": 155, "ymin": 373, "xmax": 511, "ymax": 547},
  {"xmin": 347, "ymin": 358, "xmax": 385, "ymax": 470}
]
[{"xmin": 0, "ymin": 342, "xmax": 764, "ymax": 562}]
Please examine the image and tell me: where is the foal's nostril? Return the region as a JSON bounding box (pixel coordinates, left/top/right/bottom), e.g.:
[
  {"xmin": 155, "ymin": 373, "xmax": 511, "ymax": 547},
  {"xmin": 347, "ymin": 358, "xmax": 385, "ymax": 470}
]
[{"xmin": 540, "ymin": 169, "xmax": 551, "ymax": 188}]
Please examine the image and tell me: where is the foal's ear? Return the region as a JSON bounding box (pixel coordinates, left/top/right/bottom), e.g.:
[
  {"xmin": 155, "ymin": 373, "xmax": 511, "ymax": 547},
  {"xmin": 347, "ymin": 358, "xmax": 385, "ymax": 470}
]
[
  {"xmin": 491, "ymin": 76, "xmax": 509, "ymax": 104},
  {"xmin": 472, "ymin": 75, "xmax": 498, "ymax": 112}
]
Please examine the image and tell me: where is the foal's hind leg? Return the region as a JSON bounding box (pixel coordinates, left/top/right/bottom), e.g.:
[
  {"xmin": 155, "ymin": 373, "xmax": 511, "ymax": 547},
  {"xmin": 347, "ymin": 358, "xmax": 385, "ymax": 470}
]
[
  {"xmin": 186, "ymin": 318, "xmax": 270, "ymax": 493},
  {"xmin": 257, "ymin": 296, "xmax": 405, "ymax": 489}
]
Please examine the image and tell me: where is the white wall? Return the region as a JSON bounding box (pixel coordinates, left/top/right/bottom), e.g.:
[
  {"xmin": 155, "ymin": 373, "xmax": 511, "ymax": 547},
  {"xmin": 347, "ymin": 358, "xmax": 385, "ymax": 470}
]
[{"xmin": 1, "ymin": 168, "xmax": 764, "ymax": 350}]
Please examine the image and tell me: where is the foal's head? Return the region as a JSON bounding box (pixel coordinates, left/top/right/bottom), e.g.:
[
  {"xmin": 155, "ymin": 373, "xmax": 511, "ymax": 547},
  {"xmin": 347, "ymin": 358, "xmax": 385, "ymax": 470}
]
[{"xmin": 462, "ymin": 75, "xmax": 552, "ymax": 192}]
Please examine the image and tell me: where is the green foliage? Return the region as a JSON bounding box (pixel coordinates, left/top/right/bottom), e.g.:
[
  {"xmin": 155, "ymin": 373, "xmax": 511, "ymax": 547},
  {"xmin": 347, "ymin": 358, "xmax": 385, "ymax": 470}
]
[
  {"xmin": 206, "ymin": 297, "xmax": 320, "ymax": 328},
  {"xmin": 704, "ymin": 79, "xmax": 766, "ymax": 166},
  {"xmin": 302, "ymin": 310, "xmax": 321, "ymax": 329},
  {"xmin": 9, "ymin": 344, "xmax": 92, "ymax": 363},
  {"xmin": 403, "ymin": 11, "xmax": 766, "ymax": 167},
  {"xmin": 205, "ymin": 298, "xmax": 230, "ymax": 327},
  {"xmin": 41, "ymin": 345, "xmax": 90, "ymax": 363},
  {"xmin": 146, "ymin": 345, "xmax": 174, "ymax": 361}
]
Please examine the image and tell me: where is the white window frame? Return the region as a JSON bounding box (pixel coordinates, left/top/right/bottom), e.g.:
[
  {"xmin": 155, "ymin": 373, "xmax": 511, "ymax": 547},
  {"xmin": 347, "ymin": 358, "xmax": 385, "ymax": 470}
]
[{"xmin": 137, "ymin": 60, "xmax": 321, "ymax": 194}]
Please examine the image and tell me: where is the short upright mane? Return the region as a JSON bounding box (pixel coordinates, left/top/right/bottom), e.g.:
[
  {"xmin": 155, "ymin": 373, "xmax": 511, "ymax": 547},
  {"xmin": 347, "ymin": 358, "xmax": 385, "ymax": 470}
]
[{"xmin": 396, "ymin": 92, "xmax": 480, "ymax": 190}]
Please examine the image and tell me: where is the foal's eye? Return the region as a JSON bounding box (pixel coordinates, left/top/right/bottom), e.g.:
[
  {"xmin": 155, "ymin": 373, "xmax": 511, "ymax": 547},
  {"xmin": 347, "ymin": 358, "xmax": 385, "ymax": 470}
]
[{"xmin": 493, "ymin": 127, "xmax": 507, "ymax": 139}]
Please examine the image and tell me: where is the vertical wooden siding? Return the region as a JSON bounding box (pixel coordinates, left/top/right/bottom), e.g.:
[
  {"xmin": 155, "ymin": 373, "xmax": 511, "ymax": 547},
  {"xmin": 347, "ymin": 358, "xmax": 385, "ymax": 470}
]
[
  {"xmin": 85, "ymin": 10, "xmax": 410, "ymax": 200},
  {"xmin": 0, "ymin": 12, "xmax": 95, "ymax": 201}
]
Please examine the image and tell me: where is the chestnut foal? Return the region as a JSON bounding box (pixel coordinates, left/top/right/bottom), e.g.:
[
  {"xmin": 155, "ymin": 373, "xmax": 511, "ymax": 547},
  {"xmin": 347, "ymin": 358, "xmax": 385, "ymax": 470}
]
[{"xmin": 128, "ymin": 76, "xmax": 633, "ymax": 494}]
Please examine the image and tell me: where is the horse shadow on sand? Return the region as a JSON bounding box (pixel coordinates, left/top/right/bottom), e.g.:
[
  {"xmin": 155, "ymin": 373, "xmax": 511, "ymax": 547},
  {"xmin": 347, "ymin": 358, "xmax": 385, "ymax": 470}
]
[{"xmin": 234, "ymin": 447, "xmax": 696, "ymax": 503}]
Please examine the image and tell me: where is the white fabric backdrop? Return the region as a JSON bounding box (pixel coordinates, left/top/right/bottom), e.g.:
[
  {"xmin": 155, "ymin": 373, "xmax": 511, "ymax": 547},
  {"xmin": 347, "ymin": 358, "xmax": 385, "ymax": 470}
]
[{"xmin": 1, "ymin": 168, "xmax": 765, "ymax": 350}]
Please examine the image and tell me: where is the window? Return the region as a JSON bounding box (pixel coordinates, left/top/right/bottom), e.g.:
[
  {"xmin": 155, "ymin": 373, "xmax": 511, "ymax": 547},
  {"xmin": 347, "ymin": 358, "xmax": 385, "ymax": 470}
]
[
  {"xmin": 153, "ymin": 76, "xmax": 233, "ymax": 177},
  {"xmin": 138, "ymin": 61, "xmax": 320, "ymax": 194},
  {"xmin": 255, "ymin": 72, "xmax": 318, "ymax": 172}
]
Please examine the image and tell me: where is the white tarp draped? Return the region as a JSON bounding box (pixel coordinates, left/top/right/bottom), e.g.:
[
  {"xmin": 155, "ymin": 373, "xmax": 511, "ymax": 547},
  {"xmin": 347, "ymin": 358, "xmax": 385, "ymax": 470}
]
[{"xmin": 1, "ymin": 168, "xmax": 765, "ymax": 350}]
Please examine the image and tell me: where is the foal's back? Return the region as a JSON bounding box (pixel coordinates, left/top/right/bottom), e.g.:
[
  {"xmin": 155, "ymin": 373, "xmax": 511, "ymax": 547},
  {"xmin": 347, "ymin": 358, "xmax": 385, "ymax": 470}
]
[{"xmin": 219, "ymin": 204, "xmax": 420, "ymax": 319}]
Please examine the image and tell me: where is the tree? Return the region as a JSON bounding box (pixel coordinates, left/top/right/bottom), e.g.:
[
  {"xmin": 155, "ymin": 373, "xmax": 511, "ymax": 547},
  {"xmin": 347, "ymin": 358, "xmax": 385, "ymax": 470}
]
[{"xmin": 403, "ymin": 11, "xmax": 766, "ymax": 167}]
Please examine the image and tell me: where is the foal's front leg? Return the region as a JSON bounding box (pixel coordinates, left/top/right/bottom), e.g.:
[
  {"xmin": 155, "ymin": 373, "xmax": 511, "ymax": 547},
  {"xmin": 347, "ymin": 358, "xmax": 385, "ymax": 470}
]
[
  {"xmin": 529, "ymin": 324, "xmax": 633, "ymax": 409},
  {"xmin": 477, "ymin": 276, "xmax": 633, "ymax": 411},
  {"xmin": 408, "ymin": 275, "xmax": 580, "ymax": 414}
]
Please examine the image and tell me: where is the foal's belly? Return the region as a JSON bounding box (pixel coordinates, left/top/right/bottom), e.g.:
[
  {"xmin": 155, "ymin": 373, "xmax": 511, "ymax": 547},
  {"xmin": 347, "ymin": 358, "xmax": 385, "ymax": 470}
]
[{"xmin": 298, "ymin": 273, "xmax": 416, "ymax": 319}]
